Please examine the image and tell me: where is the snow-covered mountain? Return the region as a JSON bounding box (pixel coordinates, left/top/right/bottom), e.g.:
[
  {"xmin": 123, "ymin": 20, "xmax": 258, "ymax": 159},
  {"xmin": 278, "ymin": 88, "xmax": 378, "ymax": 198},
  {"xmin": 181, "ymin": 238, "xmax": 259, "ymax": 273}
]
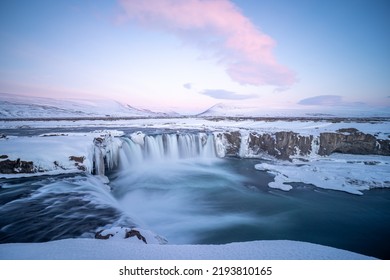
[
  {"xmin": 0, "ymin": 93, "xmax": 178, "ymax": 118},
  {"xmin": 197, "ymin": 103, "xmax": 257, "ymax": 117}
]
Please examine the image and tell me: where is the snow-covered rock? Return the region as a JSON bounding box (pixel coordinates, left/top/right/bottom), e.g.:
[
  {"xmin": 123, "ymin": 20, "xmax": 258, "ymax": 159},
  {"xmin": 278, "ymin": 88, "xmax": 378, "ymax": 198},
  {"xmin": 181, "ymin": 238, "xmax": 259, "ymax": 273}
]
[{"xmin": 0, "ymin": 131, "xmax": 124, "ymax": 178}]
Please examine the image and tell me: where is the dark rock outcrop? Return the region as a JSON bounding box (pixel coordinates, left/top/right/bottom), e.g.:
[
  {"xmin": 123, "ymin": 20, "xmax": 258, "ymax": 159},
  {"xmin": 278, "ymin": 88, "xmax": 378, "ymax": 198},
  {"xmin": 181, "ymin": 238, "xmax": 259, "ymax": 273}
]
[
  {"xmin": 220, "ymin": 131, "xmax": 241, "ymax": 156},
  {"xmin": 319, "ymin": 130, "xmax": 390, "ymax": 156},
  {"xmin": 125, "ymin": 229, "xmax": 147, "ymax": 244},
  {"xmin": 95, "ymin": 230, "xmax": 114, "ymax": 240},
  {"xmin": 219, "ymin": 128, "xmax": 389, "ymax": 160},
  {"xmin": 248, "ymin": 131, "xmax": 313, "ymax": 160},
  {"xmin": 69, "ymin": 156, "xmax": 86, "ymax": 171},
  {"xmin": 94, "ymin": 228, "xmax": 147, "ymax": 244},
  {"xmin": 69, "ymin": 156, "xmax": 85, "ymax": 163},
  {"xmin": 0, "ymin": 158, "xmax": 34, "ymax": 174}
]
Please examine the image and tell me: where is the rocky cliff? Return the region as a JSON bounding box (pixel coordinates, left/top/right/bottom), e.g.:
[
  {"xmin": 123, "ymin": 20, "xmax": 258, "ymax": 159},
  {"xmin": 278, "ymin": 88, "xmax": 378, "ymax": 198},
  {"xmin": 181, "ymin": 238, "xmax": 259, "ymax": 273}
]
[
  {"xmin": 218, "ymin": 128, "xmax": 390, "ymax": 160},
  {"xmin": 318, "ymin": 128, "xmax": 390, "ymax": 156}
]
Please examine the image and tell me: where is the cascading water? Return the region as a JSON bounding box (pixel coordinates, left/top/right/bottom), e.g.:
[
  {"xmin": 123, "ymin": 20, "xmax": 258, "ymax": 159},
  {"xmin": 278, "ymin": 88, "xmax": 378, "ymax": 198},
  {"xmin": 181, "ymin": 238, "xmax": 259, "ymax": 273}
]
[
  {"xmin": 117, "ymin": 132, "xmax": 217, "ymax": 170},
  {"xmin": 109, "ymin": 131, "xmax": 259, "ymax": 244}
]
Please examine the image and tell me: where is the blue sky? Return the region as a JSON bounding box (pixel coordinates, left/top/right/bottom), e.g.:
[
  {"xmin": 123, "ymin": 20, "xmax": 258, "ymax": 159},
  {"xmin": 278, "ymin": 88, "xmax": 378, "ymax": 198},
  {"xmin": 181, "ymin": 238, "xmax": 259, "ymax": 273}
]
[{"xmin": 0, "ymin": 0, "xmax": 389, "ymax": 113}]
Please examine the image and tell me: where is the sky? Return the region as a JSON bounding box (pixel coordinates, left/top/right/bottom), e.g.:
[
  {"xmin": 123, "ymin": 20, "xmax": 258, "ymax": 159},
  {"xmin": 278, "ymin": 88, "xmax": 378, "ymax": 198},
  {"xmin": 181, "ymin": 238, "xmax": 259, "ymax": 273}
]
[{"xmin": 0, "ymin": 0, "xmax": 389, "ymax": 114}]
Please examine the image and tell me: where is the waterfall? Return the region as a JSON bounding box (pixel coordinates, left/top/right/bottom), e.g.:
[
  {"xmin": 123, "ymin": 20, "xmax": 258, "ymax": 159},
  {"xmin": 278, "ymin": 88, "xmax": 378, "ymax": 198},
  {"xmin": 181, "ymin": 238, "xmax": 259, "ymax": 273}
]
[{"xmin": 119, "ymin": 132, "xmax": 217, "ymax": 169}]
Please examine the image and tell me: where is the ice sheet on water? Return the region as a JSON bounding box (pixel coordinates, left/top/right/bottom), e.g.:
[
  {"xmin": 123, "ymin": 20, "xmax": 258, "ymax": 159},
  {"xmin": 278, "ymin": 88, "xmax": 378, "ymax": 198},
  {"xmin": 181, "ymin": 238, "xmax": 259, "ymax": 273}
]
[{"xmin": 255, "ymin": 154, "xmax": 390, "ymax": 195}]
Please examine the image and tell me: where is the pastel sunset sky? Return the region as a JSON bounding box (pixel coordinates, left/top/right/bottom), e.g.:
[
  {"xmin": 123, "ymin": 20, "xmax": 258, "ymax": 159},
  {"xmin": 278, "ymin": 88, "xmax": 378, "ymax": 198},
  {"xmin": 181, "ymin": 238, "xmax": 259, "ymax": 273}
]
[{"xmin": 0, "ymin": 0, "xmax": 389, "ymax": 113}]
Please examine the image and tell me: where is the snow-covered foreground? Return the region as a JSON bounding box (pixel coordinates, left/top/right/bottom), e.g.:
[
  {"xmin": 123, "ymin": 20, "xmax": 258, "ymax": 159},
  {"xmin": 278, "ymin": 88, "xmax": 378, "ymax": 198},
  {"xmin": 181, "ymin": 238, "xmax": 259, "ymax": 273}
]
[{"xmin": 0, "ymin": 238, "xmax": 375, "ymax": 260}]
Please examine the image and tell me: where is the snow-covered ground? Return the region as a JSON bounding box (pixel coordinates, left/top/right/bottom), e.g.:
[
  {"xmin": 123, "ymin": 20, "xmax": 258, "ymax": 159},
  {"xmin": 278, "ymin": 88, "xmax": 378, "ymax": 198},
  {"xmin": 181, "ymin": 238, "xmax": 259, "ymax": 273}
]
[
  {"xmin": 0, "ymin": 238, "xmax": 375, "ymax": 260},
  {"xmin": 1, "ymin": 117, "xmax": 389, "ymax": 139},
  {"xmin": 0, "ymin": 130, "xmax": 123, "ymax": 178}
]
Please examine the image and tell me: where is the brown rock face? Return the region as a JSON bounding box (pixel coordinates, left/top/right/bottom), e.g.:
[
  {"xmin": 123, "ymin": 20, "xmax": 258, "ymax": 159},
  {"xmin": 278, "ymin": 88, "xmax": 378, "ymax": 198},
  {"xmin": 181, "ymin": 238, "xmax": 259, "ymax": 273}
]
[
  {"xmin": 248, "ymin": 131, "xmax": 313, "ymax": 160},
  {"xmin": 319, "ymin": 130, "xmax": 390, "ymax": 156},
  {"xmin": 0, "ymin": 158, "xmax": 34, "ymax": 174},
  {"xmin": 69, "ymin": 156, "xmax": 86, "ymax": 171},
  {"xmin": 220, "ymin": 128, "xmax": 389, "ymax": 160},
  {"xmin": 95, "ymin": 230, "xmax": 114, "ymax": 240},
  {"xmin": 223, "ymin": 131, "xmax": 241, "ymax": 156},
  {"xmin": 125, "ymin": 229, "xmax": 147, "ymax": 244}
]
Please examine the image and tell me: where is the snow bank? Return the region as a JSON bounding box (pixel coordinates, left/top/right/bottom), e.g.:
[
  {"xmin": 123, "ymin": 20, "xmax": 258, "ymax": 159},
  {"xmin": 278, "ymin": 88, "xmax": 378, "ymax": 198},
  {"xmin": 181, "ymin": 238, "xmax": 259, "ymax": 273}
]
[
  {"xmin": 0, "ymin": 239, "xmax": 375, "ymax": 260},
  {"xmin": 0, "ymin": 130, "xmax": 124, "ymax": 178}
]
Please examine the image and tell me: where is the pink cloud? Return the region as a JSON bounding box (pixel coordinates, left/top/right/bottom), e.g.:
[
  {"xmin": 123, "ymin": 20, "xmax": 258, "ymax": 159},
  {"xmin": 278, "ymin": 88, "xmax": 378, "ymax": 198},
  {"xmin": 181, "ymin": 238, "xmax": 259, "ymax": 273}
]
[{"xmin": 119, "ymin": 0, "xmax": 295, "ymax": 86}]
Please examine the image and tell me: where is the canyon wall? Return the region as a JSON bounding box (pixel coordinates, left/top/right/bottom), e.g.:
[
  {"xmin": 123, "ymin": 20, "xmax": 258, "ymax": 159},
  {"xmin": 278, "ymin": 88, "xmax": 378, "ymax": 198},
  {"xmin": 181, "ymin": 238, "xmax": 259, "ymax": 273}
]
[{"xmin": 217, "ymin": 128, "xmax": 390, "ymax": 160}]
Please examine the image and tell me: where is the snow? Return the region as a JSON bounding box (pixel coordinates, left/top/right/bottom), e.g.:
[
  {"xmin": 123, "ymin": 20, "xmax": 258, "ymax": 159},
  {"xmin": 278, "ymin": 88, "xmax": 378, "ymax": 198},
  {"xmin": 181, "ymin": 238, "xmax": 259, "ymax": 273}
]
[
  {"xmin": 130, "ymin": 131, "xmax": 146, "ymax": 146},
  {"xmin": 0, "ymin": 238, "xmax": 375, "ymax": 260},
  {"xmin": 0, "ymin": 130, "xmax": 123, "ymax": 178},
  {"xmin": 255, "ymin": 154, "xmax": 390, "ymax": 195},
  {"xmin": 2, "ymin": 117, "xmax": 388, "ymax": 140},
  {"xmin": 0, "ymin": 93, "xmax": 175, "ymax": 118}
]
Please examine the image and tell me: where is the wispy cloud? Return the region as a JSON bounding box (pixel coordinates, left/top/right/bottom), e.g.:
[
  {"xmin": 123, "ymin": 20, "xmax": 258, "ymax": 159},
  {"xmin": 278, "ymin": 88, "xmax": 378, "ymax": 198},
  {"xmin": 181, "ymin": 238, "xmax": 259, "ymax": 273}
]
[
  {"xmin": 119, "ymin": 0, "xmax": 295, "ymax": 86},
  {"xmin": 298, "ymin": 95, "xmax": 365, "ymax": 106},
  {"xmin": 273, "ymin": 86, "xmax": 291, "ymax": 93},
  {"xmin": 183, "ymin": 83, "xmax": 192, "ymax": 90},
  {"xmin": 201, "ymin": 89, "xmax": 256, "ymax": 100}
]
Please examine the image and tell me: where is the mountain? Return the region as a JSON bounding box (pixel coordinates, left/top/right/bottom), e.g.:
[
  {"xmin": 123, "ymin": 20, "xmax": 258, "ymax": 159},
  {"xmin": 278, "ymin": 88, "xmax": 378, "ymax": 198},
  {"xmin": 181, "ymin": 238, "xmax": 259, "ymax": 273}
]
[
  {"xmin": 197, "ymin": 103, "xmax": 253, "ymax": 117},
  {"xmin": 0, "ymin": 93, "xmax": 179, "ymax": 118}
]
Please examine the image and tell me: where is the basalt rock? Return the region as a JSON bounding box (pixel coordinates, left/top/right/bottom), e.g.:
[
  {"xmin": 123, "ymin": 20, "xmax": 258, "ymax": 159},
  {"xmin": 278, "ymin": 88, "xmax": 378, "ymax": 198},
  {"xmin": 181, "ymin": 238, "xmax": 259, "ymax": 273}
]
[
  {"xmin": 69, "ymin": 156, "xmax": 86, "ymax": 171},
  {"xmin": 0, "ymin": 158, "xmax": 34, "ymax": 174},
  {"xmin": 223, "ymin": 131, "xmax": 241, "ymax": 156},
  {"xmin": 318, "ymin": 130, "xmax": 390, "ymax": 156},
  {"xmin": 125, "ymin": 229, "xmax": 147, "ymax": 244},
  {"xmin": 248, "ymin": 131, "xmax": 313, "ymax": 160},
  {"xmin": 220, "ymin": 128, "xmax": 389, "ymax": 160},
  {"xmin": 95, "ymin": 230, "xmax": 114, "ymax": 240}
]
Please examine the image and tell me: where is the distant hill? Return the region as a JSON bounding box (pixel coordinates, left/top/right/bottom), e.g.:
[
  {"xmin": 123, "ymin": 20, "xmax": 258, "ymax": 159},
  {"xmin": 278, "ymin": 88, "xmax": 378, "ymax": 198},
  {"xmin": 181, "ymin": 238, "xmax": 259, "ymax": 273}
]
[{"xmin": 197, "ymin": 103, "xmax": 256, "ymax": 117}]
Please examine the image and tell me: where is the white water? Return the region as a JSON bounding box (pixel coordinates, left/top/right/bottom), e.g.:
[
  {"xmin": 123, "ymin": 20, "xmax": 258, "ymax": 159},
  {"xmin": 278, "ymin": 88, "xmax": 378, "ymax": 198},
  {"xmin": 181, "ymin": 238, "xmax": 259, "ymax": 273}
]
[
  {"xmin": 118, "ymin": 132, "xmax": 217, "ymax": 168},
  {"xmin": 109, "ymin": 132, "xmax": 255, "ymax": 243}
]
